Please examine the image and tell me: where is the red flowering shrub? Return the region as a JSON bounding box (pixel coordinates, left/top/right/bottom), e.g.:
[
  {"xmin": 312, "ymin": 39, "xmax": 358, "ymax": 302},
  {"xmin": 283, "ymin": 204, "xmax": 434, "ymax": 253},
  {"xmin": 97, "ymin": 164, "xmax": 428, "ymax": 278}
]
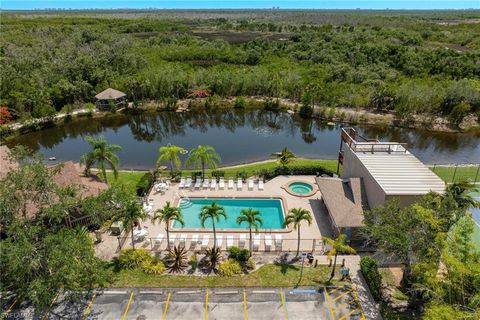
[
  {"xmin": 0, "ymin": 106, "xmax": 13, "ymax": 124},
  {"xmin": 188, "ymin": 89, "xmax": 211, "ymax": 98}
]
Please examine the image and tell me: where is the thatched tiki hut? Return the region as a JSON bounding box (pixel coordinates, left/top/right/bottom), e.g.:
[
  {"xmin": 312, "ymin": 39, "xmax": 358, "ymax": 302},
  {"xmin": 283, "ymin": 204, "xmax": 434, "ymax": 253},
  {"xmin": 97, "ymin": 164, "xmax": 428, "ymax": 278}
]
[{"xmin": 95, "ymin": 88, "xmax": 127, "ymax": 110}]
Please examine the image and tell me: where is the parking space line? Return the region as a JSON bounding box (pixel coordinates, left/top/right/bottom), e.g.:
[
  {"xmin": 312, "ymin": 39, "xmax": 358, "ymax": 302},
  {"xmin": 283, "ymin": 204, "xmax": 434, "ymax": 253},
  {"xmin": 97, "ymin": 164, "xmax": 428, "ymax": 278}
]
[
  {"xmin": 40, "ymin": 291, "xmax": 60, "ymax": 320},
  {"xmin": 323, "ymin": 288, "xmax": 335, "ymax": 320},
  {"xmin": 350, "ymin": 286, "xmax": 366, "ymax": 320},
  {"xmin": 338, "ymin": 307, "xmax": 360, "ymax": 320},
  {"xmin": 328, "ymin": 287, "xmax": 342, "ymax": 295},
  {"xmin": 162, "ymin": 292, "xmax": 171, "ymax": 320},
  {"xmin": 243, "ymin": 289, "xmax": 248, "ymax": 320},
  {"xmin": 333, "ymin": 289, "xmax": 352, "ymax": 302},
  {"xmin": 82, "ymin": 291, "xmax": 97, "ymax": 320},
  {"xmin": 332, "ymin": 300, "xmax": 353, "ymax": 314},
  {"xmin": 121, "ymin": 292, "xmax": 134, "ymax": 320},
  {"xmin": 280, "ymin": 288, "xmax": 287, "ymax": 320},
  {"xmin": 0, "ymin": 298, "xmax": 17, "ymax": 320},
  {"xmin": 204, "ymin": 289, "xmax": 209, "ymax": 320}
]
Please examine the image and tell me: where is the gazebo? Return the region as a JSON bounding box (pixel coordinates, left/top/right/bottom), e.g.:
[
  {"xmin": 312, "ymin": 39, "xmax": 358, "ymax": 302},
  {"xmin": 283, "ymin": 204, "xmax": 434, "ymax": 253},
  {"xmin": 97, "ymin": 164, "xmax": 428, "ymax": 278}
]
[{"xmin": 95, "ymin": 88, "xmax": 127, "ymax": 110}]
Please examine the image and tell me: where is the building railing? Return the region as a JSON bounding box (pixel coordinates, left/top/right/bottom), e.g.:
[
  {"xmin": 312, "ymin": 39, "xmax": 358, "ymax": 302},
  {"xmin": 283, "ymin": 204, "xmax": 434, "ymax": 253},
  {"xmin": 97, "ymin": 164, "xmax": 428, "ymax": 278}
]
[{"xmin": 341, "ymin": 127, "xmax": 407, "ymax": 154}]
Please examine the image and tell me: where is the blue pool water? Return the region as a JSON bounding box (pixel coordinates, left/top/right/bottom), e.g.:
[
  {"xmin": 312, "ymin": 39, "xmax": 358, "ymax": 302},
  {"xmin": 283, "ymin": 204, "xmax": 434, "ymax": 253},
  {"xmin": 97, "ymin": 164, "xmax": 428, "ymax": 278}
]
[{"xmin": 173, "ymin": 198, "xmax": 285, "ymax": 229}]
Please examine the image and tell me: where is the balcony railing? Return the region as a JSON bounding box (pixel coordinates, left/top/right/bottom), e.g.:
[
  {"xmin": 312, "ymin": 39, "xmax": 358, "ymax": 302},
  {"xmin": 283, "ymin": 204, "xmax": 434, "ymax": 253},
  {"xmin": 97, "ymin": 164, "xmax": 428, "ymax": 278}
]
[{"xmin": 341, "ymin": 127, "xmax": 407, "ymax": 154}]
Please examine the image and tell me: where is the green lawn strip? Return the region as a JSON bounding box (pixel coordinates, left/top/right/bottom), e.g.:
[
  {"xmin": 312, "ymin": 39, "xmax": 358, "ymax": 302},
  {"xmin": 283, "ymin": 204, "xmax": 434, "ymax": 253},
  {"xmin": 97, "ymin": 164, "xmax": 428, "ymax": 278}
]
[
  {"xmin": 109, "ymin": 264, "xmax": 341, "ymax": 288},
  {"xmin": 106, "ymin": 171, "xmax": 146, "ymax": 195},
  {"xmin": 430, "ymin": 166, "xmax": 480, "ymax": 184}
]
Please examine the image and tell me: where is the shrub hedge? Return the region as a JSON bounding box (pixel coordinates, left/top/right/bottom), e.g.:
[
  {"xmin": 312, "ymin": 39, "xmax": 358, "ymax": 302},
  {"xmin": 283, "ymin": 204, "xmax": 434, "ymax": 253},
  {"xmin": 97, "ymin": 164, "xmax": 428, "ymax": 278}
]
[
  {"xmin": 135, "ymin": 172, "xmax": 154, "ymax": 196},
  {"xmin": 218, "ymin": 259, "xmax": 243, "ymax": 276},
  {"xmin": 360, "ymin": 256, "xmax": 382, "ymax": 302}
]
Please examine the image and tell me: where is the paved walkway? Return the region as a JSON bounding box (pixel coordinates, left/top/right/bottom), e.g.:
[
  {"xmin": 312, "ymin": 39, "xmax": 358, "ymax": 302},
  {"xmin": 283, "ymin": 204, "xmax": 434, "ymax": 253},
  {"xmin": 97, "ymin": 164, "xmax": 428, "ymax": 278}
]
[{"xmin": 315, "ymin": 255, "xmax": 382, "ymax": 320}]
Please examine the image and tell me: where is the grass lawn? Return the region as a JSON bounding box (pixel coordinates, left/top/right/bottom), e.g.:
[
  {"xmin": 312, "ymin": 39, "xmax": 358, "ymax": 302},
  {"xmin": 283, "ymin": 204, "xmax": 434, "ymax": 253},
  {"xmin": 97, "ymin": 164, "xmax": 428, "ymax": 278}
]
[
  {"xmin": 106, "ymin": 158, "xmax": 339, "ymax": 195},
  {"xmin": 430, "ymin": 165, "xmax": 480, "ymax": 184},
  {"xmin": 109, "ymin": 263, "xmax": 341, "ymax": 288},
  {"xmin": 106, "ymin": 171, "xmax": 147, "ymax": 195}
]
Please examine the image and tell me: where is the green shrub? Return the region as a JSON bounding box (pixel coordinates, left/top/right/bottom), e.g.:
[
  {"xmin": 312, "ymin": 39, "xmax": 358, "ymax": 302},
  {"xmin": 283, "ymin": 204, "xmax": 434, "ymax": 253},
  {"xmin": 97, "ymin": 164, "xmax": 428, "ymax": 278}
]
[
  {"xmin": 245, "ymin": 258, "xmax": 256, "ymax": 270},
  {"xmin": 228, "ymin": 246, "xmax": 250, "ymax": 262},
  {"xmin": 190, "ymin": 253, "xmax": 198, "ymax": 270},
  {"xmin": 234, "ymin": 96, "xmax": 246, "ymax": 108},
  {"xmin": 218, "ymin": 259, "xmax": 243, "ymax": 276},
  {"xmin": 211, "ymin": 170, "xmax": 225, "ymax": 180},
  {"xmin": 136, "ymin": 172, "xmax": 154, "ymax": 196},
  {"xmin": 235, "ymin": 170, "xmax": 248, "ymax": 181},
  {"xmin": 141, "ymin": 257, "xmax": 165, "ymax": 274},
  {"xmin": 448, "ymin": 102, "xmax": 471, "ymax": 127},
  {"xmin": 263, "ymin": 98, "xmax": 280, "ymax": 111},
  {"xmin": 360, "ymin": 256, "xmax": 382, "ymax": 301},
  {"xmin": 118, "ymin": 248, "xmax": 153, "ymax": 269}
]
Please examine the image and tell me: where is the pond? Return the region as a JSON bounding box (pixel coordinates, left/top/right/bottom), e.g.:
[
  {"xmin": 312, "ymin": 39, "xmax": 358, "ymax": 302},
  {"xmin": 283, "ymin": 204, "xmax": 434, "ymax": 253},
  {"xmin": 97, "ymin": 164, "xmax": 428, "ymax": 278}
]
[{"xmin": 5, "ymin": 109, "xmax": 480, "ymax": 169}]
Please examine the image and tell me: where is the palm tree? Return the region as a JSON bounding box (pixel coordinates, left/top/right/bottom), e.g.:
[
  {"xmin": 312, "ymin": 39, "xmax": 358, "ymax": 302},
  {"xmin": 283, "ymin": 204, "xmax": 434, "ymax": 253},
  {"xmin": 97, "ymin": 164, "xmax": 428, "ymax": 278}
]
[
  {"xmin": 111, "ymin": 200, "xmax": 147, "ymax": 249},
  {"xmin": 283, "ymin": 208, "xmax": 312, "ymax": 256},
  {"xmin": 157, "ymin": 144, "xmax": 186, "ymax": 177},
  {"xmin": 80, "ymin": 135, "xmax": 122, "ymax": 184},
  {"xmin": 152, "ymin": 202, "xmax": 184, "ymax": 249},
  {"xmin": 322, "ymin": 234, "xmax": 356, "ymax": 281},
  {"xmin": 186, "ymin": 145, "xmax": 221, "ymax": 180},
  {"xmin": 199, "ymin": 201, "xmax": 227, "ymax": 250},
  {"xmin": 273, "ymin": 147, "xmax": 296, "ymax": 168},
  {"xmin": 236, "ymin": 208, "xmax": 263, "ymax": 255},
  {"xmin": 445, "ymin": 180, "xmax": 480, "ymax": 210}
]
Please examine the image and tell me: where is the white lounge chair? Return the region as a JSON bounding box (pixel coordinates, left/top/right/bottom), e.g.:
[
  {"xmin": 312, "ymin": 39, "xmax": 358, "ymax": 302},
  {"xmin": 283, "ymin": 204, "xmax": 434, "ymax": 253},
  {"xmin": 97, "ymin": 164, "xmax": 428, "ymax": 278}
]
[
  {"xmin": 178, "ymin": 178, "xmax": 186, "ymax": 189},
  {"xmin": 226, "ymin": 235, "xmax": 234, "ymax": 249},
  {"xmin": 248, "ymin": 179, "xmax": 254, "ymax": 190},
  {"xmin": 228, "ymin": 179, "xmax": 234, "ymax": 189},
  {"xmin": 253, "ymin": 234, "xmax": 261, "ymax": 251},
  {"xmin": 180, "ymin": 234, "xmax": 188, "ymax": 247},
  {"xmin": 190, "ymin": 234, "xmax": 199, "ymax": 249},
  {"xmin": 210, "ymin": 179, "xmax": 217, "ymax": 190},
  {"xmin": 203, "ymin": 178, "xmax": 209, "ymax": 189},
  {"xmin": 216, "ymin": 235, "xmax": 223, "ymax": 249},
  {"xmin": 201, "ymin": 234, "xmax": 210, "ymax": 249},
  {"xmin": 185, "ymin": 177, "xmax": 192, "ymax": 189},
  {"xmin": 258, "ymin": 180, "xmax": 264, "ymax": 191},
  {"xmin": 219, "ymin": 177, "xmax": 225, "ymax": 189},
  {"xmin": 239, "ymin": 234, "xmax": 247, "ymax": 248},
  {"xmin": 143, "ymin": 203, "xmax": 153, "ymax": 214},
  {"xmin": 275, "ymin": 234, "xmax": 283, "ymax": 250},
  {"xmin": 194, "ymin": 178, "xmax": 202, "ymax": 189},
  {"xmin": 168, "ymin": 234, "xmax": 176, "ymax": 247},
  {"xmin": 237, "ymin": 178, "xmax": 243, "ymax": 190},
  {"xmin": 265, "ymin": 234, "xmax": 272, "ymax": 251}
]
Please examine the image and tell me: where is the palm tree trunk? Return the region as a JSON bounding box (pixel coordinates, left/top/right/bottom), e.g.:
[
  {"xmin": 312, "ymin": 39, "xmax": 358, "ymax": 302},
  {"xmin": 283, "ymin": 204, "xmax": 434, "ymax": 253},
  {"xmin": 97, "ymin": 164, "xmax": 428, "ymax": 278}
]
[
  {"xmin": 170, "ymin": 159, "xmax": 174, "ymax": 177},
  {"xmin": 296, "ymin": 227, "xmax": 301, "ymax": 256},
  {"xmin": 101, "ymin": 162, "xmax": 108, "ymax": 184},
  {"xmin": 329, "ymin": 253, "xmax": 338, "ymax": 281},
  {"xmin": 249, "ymin": 227, "xmax": 253, "ymax": 256},
  {"xmin": 166, "ymin": 222, "xmax": 170, "ymax": 249},
  {"xmin": 131, "ymin": 223, "xmax": 135, "ymax": 249},
  {"xmin": 212, "ymin": 220, "xmax": 217, "ymax": 250},
  {"xmin": 202, "ymin": 161, "xmax": 205, "ymax": 180}
]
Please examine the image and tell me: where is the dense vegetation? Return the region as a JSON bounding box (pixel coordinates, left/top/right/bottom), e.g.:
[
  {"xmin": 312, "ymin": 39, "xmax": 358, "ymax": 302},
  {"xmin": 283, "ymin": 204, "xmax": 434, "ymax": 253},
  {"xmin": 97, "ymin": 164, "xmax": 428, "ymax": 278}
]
[
  {"xmin": 1, "ymin": 10, "xmax": 479, "ymax": 128},
  {"xmin": 363, "ymin": 181, "xmax": 480, "ymax": 318}
]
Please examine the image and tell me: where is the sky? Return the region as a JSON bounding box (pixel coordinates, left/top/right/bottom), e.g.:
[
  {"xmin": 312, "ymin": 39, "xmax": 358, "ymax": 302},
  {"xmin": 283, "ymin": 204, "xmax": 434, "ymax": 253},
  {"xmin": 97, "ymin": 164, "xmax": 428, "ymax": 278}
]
[{"xmin": 1, "ymin": 1, "xmax": 479, "ymax": 10}]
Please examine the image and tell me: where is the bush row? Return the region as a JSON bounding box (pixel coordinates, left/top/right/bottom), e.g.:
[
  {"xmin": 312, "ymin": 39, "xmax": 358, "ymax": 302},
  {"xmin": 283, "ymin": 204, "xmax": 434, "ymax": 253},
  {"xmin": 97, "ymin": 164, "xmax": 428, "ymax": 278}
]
[{"xmin": 360, "ymin": 256, "xmax": 382, "ymax": 302}]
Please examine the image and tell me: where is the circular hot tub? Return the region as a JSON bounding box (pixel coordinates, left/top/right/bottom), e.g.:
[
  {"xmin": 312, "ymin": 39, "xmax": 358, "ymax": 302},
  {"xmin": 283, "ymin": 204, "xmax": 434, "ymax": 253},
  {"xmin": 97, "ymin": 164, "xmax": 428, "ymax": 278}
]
[{"xmin": 283, "ymin": 181, "xmax": 318, "ymax": 197}]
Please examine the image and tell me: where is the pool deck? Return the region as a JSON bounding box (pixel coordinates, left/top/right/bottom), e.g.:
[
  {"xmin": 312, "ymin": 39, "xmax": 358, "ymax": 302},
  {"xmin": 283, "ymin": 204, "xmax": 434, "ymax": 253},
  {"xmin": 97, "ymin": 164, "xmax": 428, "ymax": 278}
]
[{"xmin": 95, "ymin": 175, "xmax": 335, "ymax": 260}]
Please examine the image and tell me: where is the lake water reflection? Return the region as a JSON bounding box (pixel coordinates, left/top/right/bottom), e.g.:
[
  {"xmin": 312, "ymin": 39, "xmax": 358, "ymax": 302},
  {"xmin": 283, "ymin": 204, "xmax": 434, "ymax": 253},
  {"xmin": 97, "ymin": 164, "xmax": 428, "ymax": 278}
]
[{"xmin": 6, "ymin": 109, "xmax": 480, "ymax": 169}]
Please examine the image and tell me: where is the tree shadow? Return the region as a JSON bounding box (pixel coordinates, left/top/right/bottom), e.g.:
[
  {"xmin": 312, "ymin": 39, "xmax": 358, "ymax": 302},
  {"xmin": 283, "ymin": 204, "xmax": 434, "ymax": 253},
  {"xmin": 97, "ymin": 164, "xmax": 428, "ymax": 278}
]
[{"xmin": 274, "ymin": 253, "xmax": 300, "ymax": 274}]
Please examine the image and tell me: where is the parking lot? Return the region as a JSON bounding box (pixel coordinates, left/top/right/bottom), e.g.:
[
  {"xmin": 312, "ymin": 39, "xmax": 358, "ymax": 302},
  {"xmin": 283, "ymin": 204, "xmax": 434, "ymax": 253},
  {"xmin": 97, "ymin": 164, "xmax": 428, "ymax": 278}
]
[{"xmin": 2, "ymin": 286, "xmax": 365, "ymax": 320}]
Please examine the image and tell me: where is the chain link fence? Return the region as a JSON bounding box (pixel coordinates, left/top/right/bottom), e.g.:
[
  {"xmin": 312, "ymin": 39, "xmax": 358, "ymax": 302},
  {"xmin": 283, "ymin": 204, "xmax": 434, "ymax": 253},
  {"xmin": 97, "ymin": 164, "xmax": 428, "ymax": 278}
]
[{"xmin": 430, "ymin": 164, "xmax": 480, "ymax": 185}]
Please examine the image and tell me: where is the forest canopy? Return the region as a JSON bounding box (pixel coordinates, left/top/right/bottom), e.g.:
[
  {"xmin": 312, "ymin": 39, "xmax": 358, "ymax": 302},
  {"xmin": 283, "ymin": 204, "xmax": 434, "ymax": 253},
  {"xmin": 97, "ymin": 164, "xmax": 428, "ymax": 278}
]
[{"xmin": 0, "ymin": 10, "xmax": 479, "ymax": 125}]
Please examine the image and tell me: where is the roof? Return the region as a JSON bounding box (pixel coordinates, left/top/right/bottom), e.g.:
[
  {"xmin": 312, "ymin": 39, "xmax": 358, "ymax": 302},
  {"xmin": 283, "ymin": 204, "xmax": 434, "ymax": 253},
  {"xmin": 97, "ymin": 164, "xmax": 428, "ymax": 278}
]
[
  {"xmin": 354, "ymin": 152, "xmax": 445, "ymax": 195},
  {"xmin": 95, "ymin": 88, "xmax": 126, "ymax": 100},
  {"xmin": 315, "ymin": 177, "xmax": 368, "ymax": 228},
  {"xmin": 52, "ymin": 161, "xmax": 108, "ymax": 197},
  {"xmin": 0, "ymin": 145, "xmax": 18, "ymax": 179}
]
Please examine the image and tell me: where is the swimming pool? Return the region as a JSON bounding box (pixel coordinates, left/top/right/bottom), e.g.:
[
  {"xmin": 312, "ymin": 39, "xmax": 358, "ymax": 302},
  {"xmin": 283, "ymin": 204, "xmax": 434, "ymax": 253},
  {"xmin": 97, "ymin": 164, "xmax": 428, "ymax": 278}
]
[{"xmin": 173, "ymin": 198, "xmax": 286, "ymax": 229}]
